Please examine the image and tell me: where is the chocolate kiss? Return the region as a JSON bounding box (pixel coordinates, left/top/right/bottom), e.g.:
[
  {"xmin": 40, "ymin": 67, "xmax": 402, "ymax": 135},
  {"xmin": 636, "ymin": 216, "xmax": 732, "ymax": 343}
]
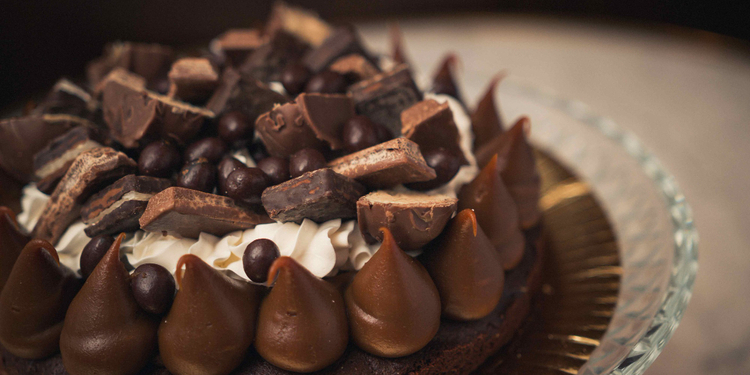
[
  {"xmin": 389, "ymin": 23, "xmax": 410, "ymax": 66},
  {"xmin": 60, "ymin": 234, "xmax": 159, "ymax": 375},
  {"xmin": 431, "ymin": 53, "xmax": 463, "ymax": 105},
  {"xmin": 345, "ymin": 227, "xmax": 441, "ymax": 358},
  {"xmin": 458, "ymin": 154, "xmax": 525, "ymax": 270},
  {"xmin": 499, "ymin": 118, "xmax": 542, "ymax": 228},
  {"xmin": 0, "ymin": 239, "xmax": 80, "ymax": 359},
  {"xmin": 471, "ymin": 74, "xmax": 506, "ymax": 151},
  {"xmin": 159, "ymin": 254, "xmax": 263, "ymax": 375},
  {"xmin": 255, "ymin": 256, "xmax": 348, "ymax": 373},
  {"xmin": 420, "ymin": 209, "xmax": 505, "ymax": 320},
  {"xmin": 0, "ymin": 206, "xmax": 30, "ymax": 293},
  {"xmin": 474, "ymin": 115, "xmax": 525, "ymax": 169}
]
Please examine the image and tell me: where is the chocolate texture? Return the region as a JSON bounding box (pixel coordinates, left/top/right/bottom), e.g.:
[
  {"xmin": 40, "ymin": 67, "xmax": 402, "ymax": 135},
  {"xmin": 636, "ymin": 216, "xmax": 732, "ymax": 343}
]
[
  {"xmin": 0, "ymin": 207, "xmax": 30, "ymax": 294},
  {"xmin": 33, "ymin": 125, "xmax": 105, "ymax": 194},
  {"xmin": 401, "ymin": 99, "xmax": 468, "ymax": 165},
  {"xmin": 167, "ymin": 57, "xmax": 220, "ymax": 102},
  {"xmin": 471, "ymin": 75, "xmax": 505, "ymax": 151}
]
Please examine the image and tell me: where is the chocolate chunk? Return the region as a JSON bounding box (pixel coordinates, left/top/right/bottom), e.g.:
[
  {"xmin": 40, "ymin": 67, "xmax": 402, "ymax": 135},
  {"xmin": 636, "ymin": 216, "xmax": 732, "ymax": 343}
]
[
  {"xmin": 139, "ymin": 187, "xmax": 273, "ymax": 238},
  {"xmin": 32, "ymin": 147, "xmax": 137, "ymax": 244},
  {"xmin": 261, "ymin": 168, "xmax": 366, "ymax": 223},
  {"xmin": 347, "ymin": 64, "xmax": 422, "ymax": 138},
  {"xmin": 86, "ymin": 41, "xmax": 174, "ymax": 89},
  {"xmin": 357, "ymin": 190, "xmax": 457, "ymax": 250},
  {"xmin": 327, "ymin": 138, "xmax": 436, "ymax": 189},
  {"xmin": 206, "ymin": 67, "xmax": 288, "ymax": 121},
  {"xmin": 401, "ymin": 98, "xmax": 468, "ymax": 164},
  {"xmin": 33, "ymin": 125, "xmax": 106, "ymax": 194},
  {"xmin": 31, "ymin": 79, "xmax": 97, "ymax": 119},
  {"xmin": 303, "ymin": 26, "xmax": 371, "ymax": 73},
  {"xmin": 167, "ymin": 58, "xmax": 220, "ymax": 102},
  {"xmin": 99, "ymin": 68, "xmax": 214, "ymax": 148},
  {"xmin": 431, "ymin": 54, "xmax": 464, "ymax": 105},
  {"xmin": 329, "ymin": 54, "xmax": 380, "ymax": 83},
  {"xmin": 0, "ymin": 114, "xmax": 83, "ymax": 183},
  {"xmin": 265, "ymin": 2, "xmax": 332, "ymax": 47},
  {"xmin": 80, "ymin": 175, "xmax": 172, "ymax": 237},
  {"xmin": 239, "ymin": 31, "xmax": 309, "ymax": 83},
  {"xmin": 297, "ymin": 93, "xmax": 354, "ymax": 150},
  {"xmin": 211, "ymin": 29, "xmax": 266, "ymax": 66}
]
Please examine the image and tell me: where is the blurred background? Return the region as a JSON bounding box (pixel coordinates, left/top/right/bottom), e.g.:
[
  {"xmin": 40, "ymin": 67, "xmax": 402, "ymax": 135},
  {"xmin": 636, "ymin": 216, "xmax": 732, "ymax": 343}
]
[{"xmin": 1, "ymin": 1, "xmax": 748, "ymax": 374}]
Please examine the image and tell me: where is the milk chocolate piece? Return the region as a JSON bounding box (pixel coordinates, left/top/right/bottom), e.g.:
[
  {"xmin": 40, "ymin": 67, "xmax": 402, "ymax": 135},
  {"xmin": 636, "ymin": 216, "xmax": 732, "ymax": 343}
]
[
  {"xmin": 33, "ymin": 125, "xmax": 105, "ymax": 194},
  {"xmin": 498, "ymin": 118, "xmax": 541, "ymax": 228},
  {"xmin": 328, "ymin": 138, "xmax": 436, "ymax": 189},
  {"xmin": 303, "ymin": 26, "xmax": 371, "ymax": 73},
  {"xmin": 139, "ymin": 187, "xmax": 272, "ymax": 238},
  {"xmin": 0, "ymin": 240, "xmax": 81, "ymax": 359},
  {"xmin": 261, "ymin": 168, "xmax": 366, "ymax": 223},
  {"xmin": 32, "ymin": 79, "xmax": 97, "ymax": 119},
  {"xmin": 357, "ymin": 190, "xmax": 457, "ymax": 250},
  {"xmin": 86, "ymin": 41, "xmax": 174, "ymax": 89},
  {"xmin": 211, "ymin": 29, "xmax": 266, "ymax": 66},
  {"xmin": 265, "ymin": 2, "xmax": 332, "ymax": 47},
  {"xmin": 81, "ymin": 175, "xmax": 172, "ymax": 237},
  {"xmin": 206, "ymin": 67, "xmax": 288, "ymax": 120},
  {"xmin": 431, "ymin": 54, "xmax": 464, "ymax": 105},
  {"xmin": 167, "ymin": 57, "xmax": 220, "ymax": 102},
  {"xmin": 239, "ymin": 31, "xmax": 308, "ymax": 83},
  {"xmin": 32, "ymin": 147, "xmax": 137, "ymax": 244},
  {"xmin": 0, "ymin": 207, "xmax": 30, "ymax": 294},
  {"xmin": 347, "ymin": 64, "xmax": 422, "ymax": 137},
  {"xmin": 99, "ymin": 68, "xmax": 215, "ymax": 148},
  {"xmin": 345, "ymin": 228, "xmax": 441, "ymax": 357},
  {"xmin": 471, "ymin": 75, "xmax": 505, "ymax": 151},
  {"xmin": 329, "ymin": 54, "xmax": 380, "ymax": 83},
  {"xmin": 401, "ymin": 99, "xmax": 468, "ymax": 165},
  {"xmin": 0, "ymin": 114, "xmax": 83, "ymax": 183}
]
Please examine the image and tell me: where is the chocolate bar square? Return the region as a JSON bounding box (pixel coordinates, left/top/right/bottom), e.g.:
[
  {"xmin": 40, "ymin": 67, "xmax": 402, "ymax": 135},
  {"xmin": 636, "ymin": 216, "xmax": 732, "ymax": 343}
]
[
  {"xmin": 211, "ymin": 29, "xmax": 266, "ymax": 66},
  {"xmin": 401, "ymin": 99, "xmax": 468, "ymax": 165},
  {"xmin": 206, "ymin": 67, "xmax": 288, "ymax": 120},
  {"xmin": 167, "ymin": 57, "xmax": 220, "ymax": 102},
  {"xmin": 33, "ymin": 125, "xmax": 106, "ymax": 194},
  {"xmin": 239, "ymin": 31, "xmax": 308, "ymax": 83}
]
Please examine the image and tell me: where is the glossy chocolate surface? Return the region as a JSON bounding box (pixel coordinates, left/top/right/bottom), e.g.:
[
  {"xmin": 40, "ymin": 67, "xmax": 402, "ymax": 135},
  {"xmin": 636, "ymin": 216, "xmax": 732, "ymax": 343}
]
[
  {"xmin": 470, "ymin": 75, "xmax": 505, "ymax": 151},
  {"xmin": 401, "ymin": 99, "xmax": 468, "ymax": 165},
  {"xmin": 431, "ymin": 54, "xmax": 463, "ymax": 105},
  {"xmin": 0, "ymin": 207, "xmax": 30, "ymax": 293},
  {"xmin": 498, "ymin": 119, "xmax": 542, "ymax": 229}
]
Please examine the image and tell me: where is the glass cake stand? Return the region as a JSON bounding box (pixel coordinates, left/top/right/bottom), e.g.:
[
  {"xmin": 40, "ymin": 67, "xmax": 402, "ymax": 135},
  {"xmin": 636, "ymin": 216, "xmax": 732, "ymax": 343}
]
[{"xmin": 494, "ymin": 78, "xmax": 698, "ymax": 375}]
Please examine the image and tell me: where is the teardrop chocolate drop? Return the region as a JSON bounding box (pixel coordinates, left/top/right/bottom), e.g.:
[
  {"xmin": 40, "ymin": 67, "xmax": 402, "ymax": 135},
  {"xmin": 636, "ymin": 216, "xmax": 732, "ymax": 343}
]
[
  {"xmin": 499, "ymin": 118, "xmax": 541, "ymax": 228},
  {"xmin": 431, "ymin": 53, "xmax": 463, "ymax": 105},
  {"xmin": 458, "ymin": 154, "xmax": 525, "ymax": 270},
  {"xmin": 60, "ymin": 234, "xmax": 159, "ymax": 375},
  {"xmin": 255, "ymin": 256, "xmax": 348, "ymax": 373},
  {"xmin": 0, "ymin": 239, "xmax": 81, "ymax": 359},
  {"xmin": 345, "ymin": 228, "xmax": 441, "ymax": 358},
  {"xmin": 159, "ymin": 254, "xmax": 263, "ymax": 375},
  {"xmin": 389, "ymin": 23, "xmax": 410, "ymax": 66},
  {"xmin": 471, "ymin": 75, "xmax": 505, "ymax": 151},
  {"xmin": 0, "ymin": 206, "xmax": 30, "ymax": 293},
  {"xmin": 474, "ymin": 115, "xmax": 525, "ymax": 169},
  {"xmin": 420, "ymin": 209, "xmax": 504, "ymax": 320}
]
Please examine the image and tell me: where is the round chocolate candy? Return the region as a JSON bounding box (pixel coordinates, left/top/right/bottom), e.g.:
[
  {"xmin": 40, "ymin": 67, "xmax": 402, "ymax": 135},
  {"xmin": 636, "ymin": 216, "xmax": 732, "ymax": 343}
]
[
  {"xmin": 218, "ymin": 111, "xmax": 254, "ymax": 144},
  {"xmin": 289, "ymin": 148, "xmax": 327, "ymax": 178},
  {"xmin": 217, "ymin": 157, "xmax": 247, "ymax": 195},
  {"xmin": 130, "ymin": 263, "xmax": 176, "ymax": 315},
  {"xmin": 304, "ymin": 71, "xmax": 347, "ymax": 94},
  {"xmin": 243, "ymin": 239, "xmax": 281, "ymax": 283},
  {"xmin": 177, "ymin": 158, "xmax": 216, "ymax": 193},
  {"xmin": 280, "ymin": 63, "xmax": 312, "ymax": 96},
  {"xmin": 342, "ymin": 115, "xmax": 380, "ymax": 153},
  {"xmin": 257, "ymin": 156, "xmax": 290, "ymax": 186},
  {"xmin": 225, "ymin": 167, "xmax": 268, "ymax": 205},
  {"xmin": 80, "ymin": 235, "xmax": 115, "ymax": 278},
  {"xmin": 138, "ymin": 140, "xmax": 182, "ymax": 178},
  {"xmin": 184, "ymin": 137, "xmax": 228, "ymax": 164},
  {"xmin": 406, "ymin": 148, "xmax": 461, "ymax": 191}
]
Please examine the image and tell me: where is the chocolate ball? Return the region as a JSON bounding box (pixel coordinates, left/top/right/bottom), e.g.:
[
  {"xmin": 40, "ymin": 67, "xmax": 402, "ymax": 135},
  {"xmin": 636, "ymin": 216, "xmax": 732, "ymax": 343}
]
[
  {"xmin": 225, "ymin": 167, "xmax": 268, "ymax": 205},
  {"xmin": 217, "ymin": 157, "xmax": 247, "ymax": 195},
  {"xmin": 406, "ymin": 148, "xmax": 461, "ymax": 191},
  {"xmin": 184, "ymin": 137, "xmax": 227, "ymax": 164},
  {"xmin": 280, "ymin": 63, "xmax": 312, "ymax": 96},
  {"xmin": 130, "ymin": 263, "xmax": 176, "ymax": 315},
  {"xmin": 257, "ymin": 156, "xmax": 290, "ymax": 186},
  {"xmin": 80, "ymin": 235, "xmax": 115, "ymax": 278},
  {"xmin": 218, "ymin": 111, "xmax": 254, "ymax": 144},
  {"xmin": 138, "ymin": 140, "xmax": 181, "ymax": 178},
  {"xmin": 289, "ymin": 148, "xmax": 326, "ymax": 178},
  {"xmin": 243, "ymin": 239, "xmax": 280, "ymax": 283},
  {"xmin": 177, "ymin": 158, "xmax": 216, "ymax": 193},
  {"xmin": 342, "ymin": 115, "xmax": 380, "ymax": 153},
  {"xmin": 304, "ymin": 71, "xmax": 347, "ymax": 94}
]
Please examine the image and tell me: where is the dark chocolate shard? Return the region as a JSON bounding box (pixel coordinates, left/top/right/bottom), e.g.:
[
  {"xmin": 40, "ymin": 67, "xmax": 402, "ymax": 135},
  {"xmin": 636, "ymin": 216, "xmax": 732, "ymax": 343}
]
[
  {"xmin": 81, "ymin": 175, "xmax": 172, "ymax": 237},
  {"xmin": 498, "ymin": 118, "xmax": 541, "ymax": 228},
  {"xmin": 471, "ymin": 74, "xmax": 505, "ymax": 151},
  {"xmin": 327, "ymin": 138, "xmax": 436, "ymax": 189},
  {"xmin": 0, "ymin": 114, "xmax": 84, "ymax": 183},
  {"xmin": 431, "ymin": 53, "xmax": 464, "ymax": 105},
  {"xmin": 99, "ymin": 68, "xmax": 215, "ymax": 148},
  {"xmin": 303, "ymin": 26, "xmax": 372, "ymax": 73},
  {"xmin": 264, "ymin": 1, "xmax": 333, "ymax": 47},
  {"xmin": 167, "ymin": 57, "xmax": 220, "ymax": 102},
  {"xmin": 139, "ymin": 187, "xmax": 273, "ymax": 238},
  {"xmin": 32, "ymin": 147, "xmax": 137, "ymax": 244},
  {"xmin": 206, "ymin": 67, "xmax": 288, "ymax": 121},
  {"xmin": 348, "ymin": 64, "xmax": 422, "ymax": 138},
  {"xmin": 159, "ymin": 255, "xmax": 263, "ymax": 375},
  {"xmin": 296, "ymin": 93, "xmax": 354, "ymax": 150},
  {"xmin": 86, "ymin": 41, "xmax": 174, "ymax": 89},
  {"xmin": 33, "ymin": 125, "xmax": 105, "ymax": 194},
  {"xmin": 356, "ymin": 190, "xmax": 457, "ymax": 250},
  {"xmin": 0, "ymin": 207, "xmax": 30, "ymax": 294},
  {"xmin": 261, "ymin": 168, "xmax": 366, "ymax": 224},
  {"xmin": 329, "ymin": 54, "xmax": 380, "ymax": 83},
  {"xmin": 211, "ymin": 29, "xmax": 266, "ymax": 66},
  {"xmin": 0, "ymin": 240, "xmax": 81, "ymax": 359},
  {"xmin": 401, "ymin": 99, "xmax": 468, "ymax": 165},
  {"xmin": 31, "ymin": 79, "xmax": 97, "ymax": 119},
  {"xmin": 389, "ymin": 23, "xmax": 410, "ymax": 66},
  {"xmin": 239, "ymin": 31, "xmax": 309, "ymax": 83}
]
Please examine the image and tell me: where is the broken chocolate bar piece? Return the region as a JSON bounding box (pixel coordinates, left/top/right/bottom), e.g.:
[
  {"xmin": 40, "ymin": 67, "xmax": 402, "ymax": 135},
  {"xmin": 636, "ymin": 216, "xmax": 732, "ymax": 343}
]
[
  {"xmin": 401, "ymin": 99, "xmax": 468, "ymax": 165},
  {"xmin": 33, "ymin": 126, "xmax": 106, "ymax": 194},
  {"xmin": 167, "ymin": 58, "xmax": 220, "ymax": 102},
  {"xmin": 329, "ymin": 54, "xmax": 380, "ymax": 83},
  {"xmin": 327, "ymin": 138, "xmax": 436, "ymax": 189},
  {"xmin": 261, "ymin": 168, "xmax": 366, "ymax": 223},
  {"xmin": 256, "ymin": 93, "xmax": 354, "ymax": 157},
  {"xmin": 0, "ymin": 114, "xmax": 86, "ymax": 183},
  {"xmin": 347, "ymin": 64, "xmax": 422, "ymax": 138},
  {"xmin": 32, "ymin": 147, "xmax": 137, "ymax": 244},
  {"xmin": 31, "ymin": 79, "xmax": 98, "ymax": 119},
  {"xmin": 81, "ymin": 174, "xmax": 172, "ymax": 237},
  {"xmin": 206, "ymin": 67, "xmax": 288, "ymax": 121},
  {"xmin": 86, "ymin": 41, "xmax": 174, "ymax": 89},
  {"xmin": 265, "ymin": 2, "xmax": 332, "ymax": 47},
  {"xmin": 303, "ymin": 26, "xmax": 372, "ymax": 73},
  {"xmin": 139, "ymin": 187, "xmax": 273, "ymax": 238},
  {"xmin": 99, "ymin": 68, "xmax": 215, "ymax": 148},
  {"xmin": 239, "ymin": 31, "xmax": 309, "ymax": 83},
  {"xmin": 357, "ymin": 190, "xmax": 457, "ymax": 250},
  {"xmin": 211, "ymin": 29, "xmax": 266, "ymax": 66}
]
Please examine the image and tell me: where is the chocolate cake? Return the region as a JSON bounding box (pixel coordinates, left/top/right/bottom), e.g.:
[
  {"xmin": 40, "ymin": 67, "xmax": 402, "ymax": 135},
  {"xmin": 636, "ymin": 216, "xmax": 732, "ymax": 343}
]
[{"xmin": 0, "ymin": 3, "xmax": 548, "ymax": 375}]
